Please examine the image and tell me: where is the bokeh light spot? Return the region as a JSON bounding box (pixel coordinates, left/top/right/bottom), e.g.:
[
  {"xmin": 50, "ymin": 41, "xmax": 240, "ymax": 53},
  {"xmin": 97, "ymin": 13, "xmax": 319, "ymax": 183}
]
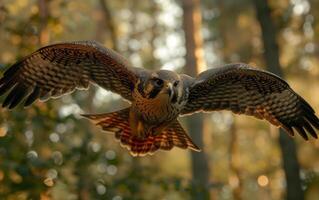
[
  {"xmin": 49, "ymin": 132, "xmax": 60, "ymax": 143},
  {"xmin": 105, "ymin": 150, "xmax": 116, "ymax": 160},
  {"xmin": 44, "ymin": 178, "xmax": 54, "ymax": 187},
  {"xmin": 27, "ymin": 150, "xmax": 38, "ymax": 160},
  {"xmin": 257, "ymin": 175, "xmax": 269, "ymax": 187},
  {"xmin": 113, "ymin": 196, "xmax": 122, "ymax": 200},
  {"xmin": 107, "ymin": 165, "xmax": 117, "ymax": 176},
  {"xmin": 52, "ymin": 151, "xmax": 63, "ymax": 165},
  {"xmin": 96, "ymin": 184, "xmax": 106, "ymax": 195},
  {"xmin": 0, "ymin": 126, "xmax": 7, "ymax": 137}
]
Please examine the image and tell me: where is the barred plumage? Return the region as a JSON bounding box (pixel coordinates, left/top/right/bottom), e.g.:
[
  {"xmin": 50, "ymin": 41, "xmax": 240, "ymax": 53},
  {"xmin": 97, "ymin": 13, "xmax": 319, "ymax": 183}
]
[
  {"xmin": 1, "ymin": 41, "xmax": 318, "ymax": 156},
  {"xmin": 181, "ymin": 63, "xmax": 319, "ymax": 140}
]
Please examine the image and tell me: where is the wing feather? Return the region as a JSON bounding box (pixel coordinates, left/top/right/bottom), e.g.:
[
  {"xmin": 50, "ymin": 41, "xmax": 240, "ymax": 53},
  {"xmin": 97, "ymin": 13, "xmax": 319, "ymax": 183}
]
[
  {"xmin": 0, "ymin": 41, "xmax": 143, "ymax": 108},
  {"xmin": 181, "ymin": 63, "xmax": 319, "ymax": 140}
]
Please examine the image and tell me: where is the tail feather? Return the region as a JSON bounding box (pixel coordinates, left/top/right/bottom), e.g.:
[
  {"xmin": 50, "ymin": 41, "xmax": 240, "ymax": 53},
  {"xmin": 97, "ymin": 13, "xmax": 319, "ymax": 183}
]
[
  {"xmin": 163, "ymin": 121, "xmax": 201, "ymax": 152},
  {"xmin": 81, "ymin": 108, "xmax": 201, "ymax": 156}
]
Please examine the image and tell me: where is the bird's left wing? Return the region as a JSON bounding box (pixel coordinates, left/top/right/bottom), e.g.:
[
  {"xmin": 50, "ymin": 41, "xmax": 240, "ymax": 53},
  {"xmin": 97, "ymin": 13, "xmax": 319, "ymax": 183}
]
[
  {"xmin": 0, "ymin": 41, "xmax": 145, "ymax": 109},
  {"xmin": 181, "ymin": 63, "xmax": 319, "ymax": 140}
]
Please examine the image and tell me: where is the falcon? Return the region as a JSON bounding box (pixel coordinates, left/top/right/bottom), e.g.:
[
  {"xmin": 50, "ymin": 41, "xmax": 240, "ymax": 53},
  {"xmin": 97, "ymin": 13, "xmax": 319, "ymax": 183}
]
[{"xmin": 0, "ymin": 41, "xmax": 318, "ymax": 156}]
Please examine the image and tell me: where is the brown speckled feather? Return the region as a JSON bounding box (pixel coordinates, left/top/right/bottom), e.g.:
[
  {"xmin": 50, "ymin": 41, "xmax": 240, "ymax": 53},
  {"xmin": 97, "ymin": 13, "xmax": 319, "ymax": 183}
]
[
  {"xmin": 1, "ymin": 41, "xmax": 318, "ymax": 155},
  {"xmin": 0, "ymin": 41, "xmax": 143, "ymax": 108},
  {"xmin": 181, "ymin": 63, "xmax": 319, "ymax": 140}
]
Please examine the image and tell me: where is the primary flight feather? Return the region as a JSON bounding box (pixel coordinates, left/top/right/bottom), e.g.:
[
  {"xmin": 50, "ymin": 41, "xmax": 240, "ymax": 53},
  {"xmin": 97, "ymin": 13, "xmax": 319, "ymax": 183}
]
[{"xmin": 1, "ymin": 41, "xmax": 318, "ymax": 156}]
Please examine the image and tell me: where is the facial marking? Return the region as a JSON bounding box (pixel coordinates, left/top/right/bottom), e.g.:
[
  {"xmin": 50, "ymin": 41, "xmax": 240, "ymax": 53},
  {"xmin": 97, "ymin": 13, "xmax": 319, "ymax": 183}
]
[
  {"xmin": 138, "ymin": 70, "xmax": 183, "ymax": 102},
  {"xmin": 171, "ymin": 90, "xmax": 178, "ymax": 103},
  {"xmin": 149, "ymin": 85, "xmax": 162, "ymax": 98},
  {"xmin": 147, "ymin": 77, "xmax": 164, "ymax": 99},
  {"xmin": 137, "ymin": 80, "xmax": 146, "ymax": 98}
]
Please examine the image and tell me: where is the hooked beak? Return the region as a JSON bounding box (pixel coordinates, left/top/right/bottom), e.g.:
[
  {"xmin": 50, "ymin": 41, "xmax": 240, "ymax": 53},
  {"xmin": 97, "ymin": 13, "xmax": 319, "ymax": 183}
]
[
  {"xmin": 166, "ymin": 83, "xmax": 173, "ymax": 96},
  {"xmin": 166, "ymin": 83, "xmax": 178, "ymax": 103}
]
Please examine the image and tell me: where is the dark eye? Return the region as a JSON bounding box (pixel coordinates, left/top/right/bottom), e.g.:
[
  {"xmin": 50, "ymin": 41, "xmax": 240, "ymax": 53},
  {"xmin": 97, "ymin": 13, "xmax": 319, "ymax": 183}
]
[
  {"xmin": 173, "ymin": 81, "xmax": 179, "ymax": 87},
  {"xmin": 153, "ymin": 78, "xmax": 163, "ymax": 87}
]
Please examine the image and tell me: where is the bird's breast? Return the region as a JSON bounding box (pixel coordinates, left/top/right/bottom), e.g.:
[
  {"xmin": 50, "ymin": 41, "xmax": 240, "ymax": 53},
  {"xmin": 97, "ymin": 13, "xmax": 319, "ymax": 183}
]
[{"xmin": 132, "ymin": 94, "xmax": 181, "ymax": 124}]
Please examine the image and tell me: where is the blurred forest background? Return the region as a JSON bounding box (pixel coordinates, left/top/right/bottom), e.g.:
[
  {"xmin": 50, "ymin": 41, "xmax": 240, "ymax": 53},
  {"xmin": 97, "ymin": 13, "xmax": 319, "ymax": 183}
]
[{"xmin": 0, "ymin": 0, "xmax": 319, "ymax": 199}]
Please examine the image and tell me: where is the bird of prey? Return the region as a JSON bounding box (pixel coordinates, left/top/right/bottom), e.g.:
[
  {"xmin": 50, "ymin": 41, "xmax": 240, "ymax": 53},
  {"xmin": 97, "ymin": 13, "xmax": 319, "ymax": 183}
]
[{"xmin": 0, "ymin": 41, "xmax": 318, "ymax": 156}]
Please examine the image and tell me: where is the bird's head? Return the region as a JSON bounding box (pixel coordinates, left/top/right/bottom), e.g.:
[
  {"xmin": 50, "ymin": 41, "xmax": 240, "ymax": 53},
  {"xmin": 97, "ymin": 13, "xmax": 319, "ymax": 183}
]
[{"xmin": 137, "ymin": 70, "xmax": 183, "ymax": 104}]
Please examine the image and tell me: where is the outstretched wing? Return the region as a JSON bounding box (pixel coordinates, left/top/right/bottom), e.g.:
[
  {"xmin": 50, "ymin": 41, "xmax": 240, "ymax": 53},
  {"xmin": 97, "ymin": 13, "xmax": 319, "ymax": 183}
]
[
  {"xmin": 181, "ymin": 63, "xmax": 319, "ymax": 140},
  {"xmin": 0, "ymin": 41, "xmax": 144, "ymax": 108}
]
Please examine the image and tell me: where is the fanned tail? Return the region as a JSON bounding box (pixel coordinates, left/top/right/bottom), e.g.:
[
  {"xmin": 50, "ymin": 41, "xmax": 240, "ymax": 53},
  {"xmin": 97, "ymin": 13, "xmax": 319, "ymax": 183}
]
[
  {"xmin": 159, "ymin": 120, "xmax": 201, "ymax": 152},
  {"xmin": 81, "ymin": 109, "xmax": 200, "ymax": 156}
]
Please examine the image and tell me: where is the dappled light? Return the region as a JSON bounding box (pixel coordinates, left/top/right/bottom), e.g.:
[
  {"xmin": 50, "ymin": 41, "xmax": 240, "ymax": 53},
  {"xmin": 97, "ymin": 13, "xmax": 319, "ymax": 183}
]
[{"xmin": 0, "ymin": 0, "xmax": 319, "ymax": 199}]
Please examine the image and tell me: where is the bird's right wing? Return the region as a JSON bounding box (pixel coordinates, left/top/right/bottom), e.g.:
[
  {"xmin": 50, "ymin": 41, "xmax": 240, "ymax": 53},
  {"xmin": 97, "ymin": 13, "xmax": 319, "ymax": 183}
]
[
  {"xmin": 0, "ymin": 41, "xmax": 146, "ymax": 109},
  {"xmin": 181, "ymin": 63, "xmax": 319, "ymax": 140}
]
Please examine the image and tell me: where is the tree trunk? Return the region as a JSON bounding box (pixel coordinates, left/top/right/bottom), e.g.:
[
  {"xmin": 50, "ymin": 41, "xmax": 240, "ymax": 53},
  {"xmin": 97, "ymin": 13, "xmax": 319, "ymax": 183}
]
[
  {"xmin": 229, "ymin": 119, "xmax": 243, "ymax": 200},
  {"xmin": 254, "ymin": 1, "xmax": 304, "ymax": 199},
  {"xmin": 98, "ymin": 0, "xmax": 118, "ymax": 51},
  {"xmin": 182, "ymin": 0, "xmax": 210, "ymax": 199},
  {"xmin": 38, "ymin": 0, "xmax": 50, "ymax": 45}
]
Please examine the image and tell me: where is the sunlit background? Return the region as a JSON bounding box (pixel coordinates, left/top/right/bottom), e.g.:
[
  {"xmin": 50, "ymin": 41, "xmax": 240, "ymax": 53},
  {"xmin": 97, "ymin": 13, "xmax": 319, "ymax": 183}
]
[{"xmin": 0, "ymin": 0, "xmax": 319, "ymax": 199}]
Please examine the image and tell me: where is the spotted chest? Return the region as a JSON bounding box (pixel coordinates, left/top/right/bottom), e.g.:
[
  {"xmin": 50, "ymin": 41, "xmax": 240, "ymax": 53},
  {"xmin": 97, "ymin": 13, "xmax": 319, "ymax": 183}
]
[{"xmin": 132, "ymin": 92, "xmax": 182, "ymax": 124}]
